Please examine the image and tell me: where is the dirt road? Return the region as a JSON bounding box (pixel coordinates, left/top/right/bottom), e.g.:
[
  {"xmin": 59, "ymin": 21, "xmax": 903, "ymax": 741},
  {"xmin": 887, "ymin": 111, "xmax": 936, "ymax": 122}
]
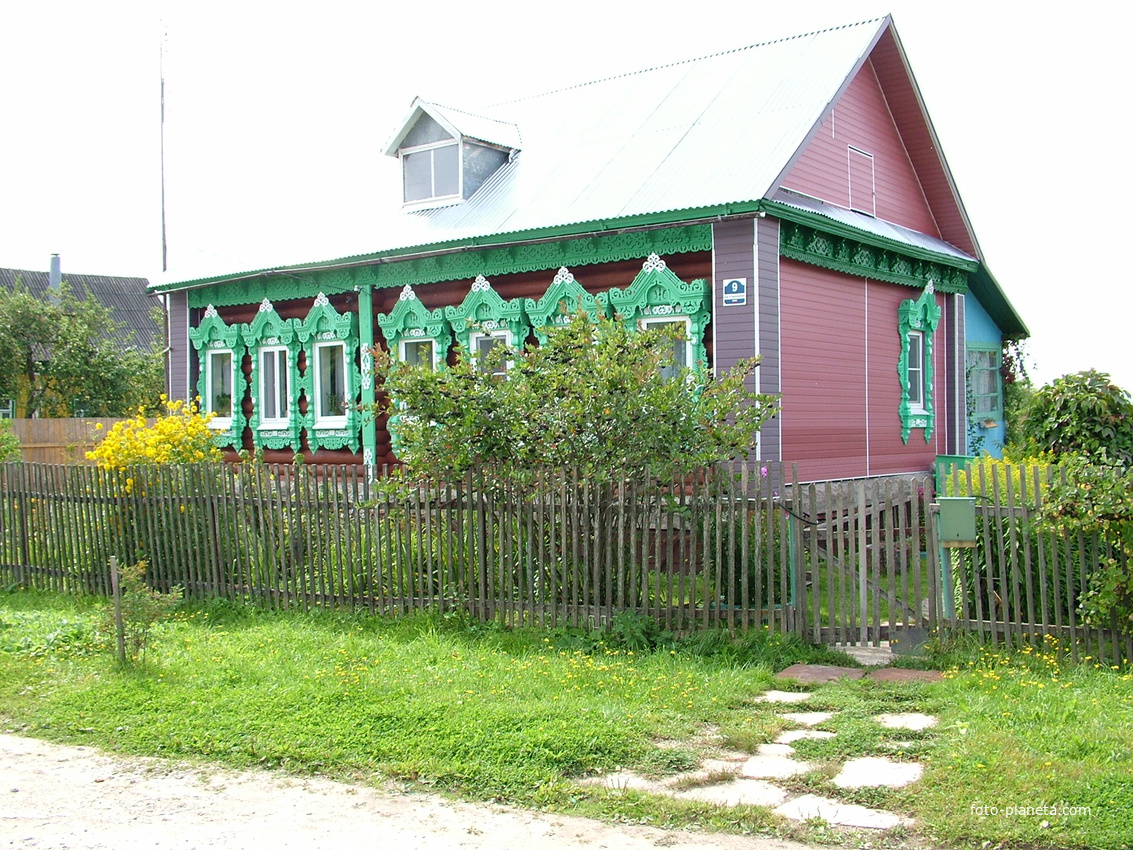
[{"xmin": 1, "ymin": 734, "xmax": 812, "ymax": 849}]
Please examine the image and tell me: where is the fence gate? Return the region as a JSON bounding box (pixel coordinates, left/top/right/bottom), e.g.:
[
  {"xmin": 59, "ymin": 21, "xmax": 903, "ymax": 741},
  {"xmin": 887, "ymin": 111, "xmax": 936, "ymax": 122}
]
[{"xmin": 789, "ymin": 475, "xmax": 940, "ymax": 647}]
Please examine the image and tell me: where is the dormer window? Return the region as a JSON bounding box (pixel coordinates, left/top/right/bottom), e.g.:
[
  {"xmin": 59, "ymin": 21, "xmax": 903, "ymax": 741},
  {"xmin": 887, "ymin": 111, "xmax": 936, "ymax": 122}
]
[
  {"xmin": 403, "ymin": 141, "xmax": 460, "ymax": 204},
  {"xmin": 386, "ymin": 99, "xmax": 520, "ymax": 210}
]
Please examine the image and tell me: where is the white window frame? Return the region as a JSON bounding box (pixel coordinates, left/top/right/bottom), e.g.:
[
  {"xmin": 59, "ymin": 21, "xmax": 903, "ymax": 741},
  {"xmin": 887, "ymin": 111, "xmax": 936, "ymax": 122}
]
[
  {"xmin": 205, "ymin": 348, "xmax": 235, "ymax": 430},
  {"xmin": 400, "ymin": 140, "xmax": 462, "ymax": 207},
  {"xmin": 906, "ymin": 330, "xmax": 927, "ymax": 414},
  {"xmin": 258, "ymin": 345, "xmax": 291, "ymax": 430},
  {"xmin": 641, "ymin": 316, "xmax": 693, "ymax": 380},
  {"xmin": 469, "ymin": 329, "xmax": 512, "ymax": 377},
  {"xmin": 312, "ymin": 340, "xmax": 349, "ymax": 428},
  {"xmin": 399, "ymin": 338, "xmax": 440, "ymax": 371}
]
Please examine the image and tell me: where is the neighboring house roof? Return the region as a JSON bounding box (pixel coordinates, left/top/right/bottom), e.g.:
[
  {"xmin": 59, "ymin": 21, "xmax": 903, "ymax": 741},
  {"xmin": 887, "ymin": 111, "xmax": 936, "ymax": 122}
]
[
  {"xmin": 0, "ymin": 266, "xmax": 160, "ymax": 351},
  {"xmin": 153, "ymin": 15, "xmax": 1026, "ymax": 337}
]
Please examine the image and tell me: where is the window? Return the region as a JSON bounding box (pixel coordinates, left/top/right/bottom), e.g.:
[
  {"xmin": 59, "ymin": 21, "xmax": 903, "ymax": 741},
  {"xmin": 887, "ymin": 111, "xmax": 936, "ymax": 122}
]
[
  {"xmin": 469, "ymin": 330, "xmax": 511, "ymax": 377},
  {"xmin": 968, "ymin": 348, "xmax": 1002, "ymax": 422},
  {"xmin": 205, "ymin": 349, "xmax": 234, "ymax": 427},
  {"xmin": 897, "ymin": 284, "xmax": 940, "ymax": 443},
  {"xmin": 641, "ymin": 317, "xmax": 692, "ymax": 380},
  {"xmin": 313, "ymin": 341, "xmax": 348, "ymax": 424},
  {"xmin": 906, "ymin": 330, "xmax": 925, "ymax": 412},
  {"xmin": 258, "ymin": 346, "xmax": 290, "ymax": 428},
  {"xmin": 402, "ymin": 142, "xmax": 459, "ymax": 203},
  {"xmin": 400, "ymin": 339, "xmax": 437, "ymax": 370}
]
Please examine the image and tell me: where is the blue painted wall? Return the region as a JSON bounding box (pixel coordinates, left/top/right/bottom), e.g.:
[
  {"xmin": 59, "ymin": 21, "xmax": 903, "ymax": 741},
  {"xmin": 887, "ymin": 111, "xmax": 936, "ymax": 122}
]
[{"xmin": 965, "ymin": 295, "xmax": 1005, "ymax": 457}]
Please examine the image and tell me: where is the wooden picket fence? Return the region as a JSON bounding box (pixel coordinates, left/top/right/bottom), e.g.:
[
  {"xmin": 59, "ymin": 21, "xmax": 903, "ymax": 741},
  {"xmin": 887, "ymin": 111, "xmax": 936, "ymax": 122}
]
[{"xmin": 0, "ymin": 460, "xmax": 1129, "ymax": 663}]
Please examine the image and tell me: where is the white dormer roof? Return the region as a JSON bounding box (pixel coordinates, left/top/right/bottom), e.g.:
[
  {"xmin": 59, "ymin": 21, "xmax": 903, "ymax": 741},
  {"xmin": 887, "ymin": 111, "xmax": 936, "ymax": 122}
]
[{"xmin": 383, "ymin": 98, "xmax": 522, "ymax": 156}]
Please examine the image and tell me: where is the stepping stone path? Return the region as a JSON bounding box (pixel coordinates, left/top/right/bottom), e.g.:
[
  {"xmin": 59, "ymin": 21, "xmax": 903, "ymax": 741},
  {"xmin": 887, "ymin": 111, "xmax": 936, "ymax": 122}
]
[{"xmin": 580, "ymin": 662, "xmax": 941, "ymax": 833}]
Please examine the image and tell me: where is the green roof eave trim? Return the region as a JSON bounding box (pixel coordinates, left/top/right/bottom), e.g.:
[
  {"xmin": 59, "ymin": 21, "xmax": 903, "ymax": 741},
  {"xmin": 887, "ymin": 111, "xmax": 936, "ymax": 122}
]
[
  {"xmin": 766, "ymin": 199, "xmax": 977, "ymax": 293},
  {"xmin": 968, "ymin": 263, "xmax": 1029, "ymax": 339},
  {"xmin": 152, "ymin": 202, "xmax": 762, "ymax": 299}
]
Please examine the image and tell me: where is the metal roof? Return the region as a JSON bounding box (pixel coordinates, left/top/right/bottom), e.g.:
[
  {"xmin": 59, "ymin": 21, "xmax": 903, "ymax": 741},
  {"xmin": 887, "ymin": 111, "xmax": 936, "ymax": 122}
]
[
  {"xmin": 163, "ymin": 18, "xmax": 890, "ymax": 289},
  {"xmin": 0, "ymin": 266, "xmax": 159, "ymax": 350}
]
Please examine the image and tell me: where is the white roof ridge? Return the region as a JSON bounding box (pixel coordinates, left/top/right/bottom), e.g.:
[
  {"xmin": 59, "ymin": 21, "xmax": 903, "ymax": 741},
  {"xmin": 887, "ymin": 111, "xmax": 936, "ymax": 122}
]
[{"xmin": 485, "ymin": 17, "xmax": 888, "ymax": 109}]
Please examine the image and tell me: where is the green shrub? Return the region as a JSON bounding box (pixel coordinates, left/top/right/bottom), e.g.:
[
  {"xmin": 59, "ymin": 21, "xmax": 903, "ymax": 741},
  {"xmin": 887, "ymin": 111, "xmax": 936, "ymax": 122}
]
[
  {"xmin": 0, "ymin": 419, "xmax": 19, "ymax": 462},
  {"xmin": 1018, "ymin": 370, "xmax": 1133, "ymax": 464}
]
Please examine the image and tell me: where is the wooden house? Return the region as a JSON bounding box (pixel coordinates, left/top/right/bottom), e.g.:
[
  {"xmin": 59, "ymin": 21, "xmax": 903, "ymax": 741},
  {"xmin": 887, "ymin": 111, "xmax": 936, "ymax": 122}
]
[{"xmin": 154, "ymin": 16, "xmax": 1026, "ymax": 480}]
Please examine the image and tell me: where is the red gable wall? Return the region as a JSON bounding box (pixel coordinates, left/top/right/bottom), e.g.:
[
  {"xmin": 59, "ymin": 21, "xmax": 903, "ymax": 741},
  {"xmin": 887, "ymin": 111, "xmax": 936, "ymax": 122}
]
[{"xmin": 780, "ymin": 58, "xmax": 941, "ymax": 238}]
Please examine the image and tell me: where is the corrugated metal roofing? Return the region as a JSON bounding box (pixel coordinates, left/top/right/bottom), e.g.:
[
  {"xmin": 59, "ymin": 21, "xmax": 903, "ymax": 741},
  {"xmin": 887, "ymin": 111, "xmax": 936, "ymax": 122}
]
[
  {"xmin": 164, "ymin": 18, "xmax": 889, "ymax": 288},
  {"xmin": 0, "ymin": 266, "xmax": 160, "ymax": 350}
]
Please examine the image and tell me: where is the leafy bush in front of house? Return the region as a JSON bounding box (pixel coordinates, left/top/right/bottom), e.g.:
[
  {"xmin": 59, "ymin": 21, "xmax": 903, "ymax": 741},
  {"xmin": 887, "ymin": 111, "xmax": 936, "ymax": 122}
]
[
  {"xmin": 1017, "ymin": 369, "xmax": 1133, "ymax": 465},
  {"xmin": 375, "ymin": 313, "xmax": 777, "ymax": 480},
  {"xmin": 86, "ymin": 396, "xmax": 222, "ymax": 469},
  {"xmin": 1040, "ymin": 454, "xmax": 1133, "ymax": 634}
]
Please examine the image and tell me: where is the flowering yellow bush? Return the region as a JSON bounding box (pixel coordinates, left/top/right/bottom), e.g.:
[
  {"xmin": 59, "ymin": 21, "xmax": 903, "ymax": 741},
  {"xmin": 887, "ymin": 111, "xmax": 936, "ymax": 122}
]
[{"xmin": 87, "ymin": 396, "xmax": 223, "ymax": 469}]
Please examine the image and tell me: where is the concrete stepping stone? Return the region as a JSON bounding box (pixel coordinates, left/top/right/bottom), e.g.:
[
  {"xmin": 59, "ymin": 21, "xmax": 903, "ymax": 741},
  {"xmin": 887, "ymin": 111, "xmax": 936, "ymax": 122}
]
[
  {"xmin": 867, "ymin": 668, "xmax": 944, "ymax": 683},
  {"xmin": 833, "ymin": 756, "xmax": 923, "ymax": 789},
  {"xmin": 835, "ymin": 643, "xmax": 894, "ymax": 666},
  {"xmin": 757, "ymin": 742, "xmax": 796, "ymax": 757},
  {"xmin": 874, "ymin": 712, "xmax": 938, "ymax": 731},
  {"xmin": 741, "ymin": 752, "xmax": 813, "ymax": 780},
  {"xmin": 774, "ymin": 793, "xmax": 913, "ymax": 829},
  {"xmin": 756, "ymin": 689, "xmax": 812, "ymax": 704},
  {"xmin": 780, "ymin": 711, "xmax": 834, "ymax": 727},
  {"xmin": 776, "ymin": 663, "xmax": 864, "ymax": 684},
  {"xmin": 774, "ymin": 729, "xmax": 836, "ymax": 744},
  {"xmin": 675, "ymin": 779, "xmax": 789, "ymax": 808}
]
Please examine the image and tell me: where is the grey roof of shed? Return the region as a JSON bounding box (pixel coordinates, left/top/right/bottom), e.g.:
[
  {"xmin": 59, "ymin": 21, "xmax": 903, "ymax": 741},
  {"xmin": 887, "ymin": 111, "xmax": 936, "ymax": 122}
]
[{"xmin": 0, "ymin": 266, "xmax": 160, "ymax": 351}]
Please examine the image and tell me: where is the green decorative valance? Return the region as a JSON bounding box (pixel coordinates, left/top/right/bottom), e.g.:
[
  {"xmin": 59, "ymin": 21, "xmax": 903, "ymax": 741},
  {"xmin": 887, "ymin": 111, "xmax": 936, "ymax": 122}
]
[
  {"xmin": 187, "ymin": 306, "xmax": 246, "ymax": 449},
  {"xmin": 376, "ymin": 284, "xmax": 452, "ymax": 366},
  {"xmin": 185, "ymin": 225, "xmax": 712, "ymax": 309},
  {"xmin": 445, "ymin": 276, "xmax": 531, "ymax": 352},
  {"xmin": 240, "ymin": 299, "xmax": 303, "ymax": 451},
  {"xmin": 779, "ymin": 220, "xmax": 970, "ymax": 293},
  {"xmin": 296, "ymin": 293, "xmax": 362, "ymax": 453},
  {"xmin": 525, "ymin": 267, "xmax": 607, "ymax": 344},
  {"xmin": 599, "ymin": 253, "xmax": 711, "ymax": 369},
  {"xmin": 898, "ymin": 283, "xmax": 942, "ymax": 443}
]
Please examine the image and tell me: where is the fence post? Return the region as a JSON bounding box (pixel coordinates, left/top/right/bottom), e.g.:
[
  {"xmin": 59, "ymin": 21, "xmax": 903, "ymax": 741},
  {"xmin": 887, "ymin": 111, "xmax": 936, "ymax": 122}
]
[{"xmin": 109, "ymin": 555, "xmax": 126, "ymax": 665}]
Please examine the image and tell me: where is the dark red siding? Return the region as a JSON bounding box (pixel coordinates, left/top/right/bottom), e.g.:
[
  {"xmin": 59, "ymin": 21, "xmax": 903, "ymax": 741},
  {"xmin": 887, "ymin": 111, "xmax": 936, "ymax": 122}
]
[
  {"xmin": 781, "ymin": 58, "xmax": 941, "ymax": 238},
  {"xmin": 779, "ymin": 259, "xmax": 943, "ymax": 481}
]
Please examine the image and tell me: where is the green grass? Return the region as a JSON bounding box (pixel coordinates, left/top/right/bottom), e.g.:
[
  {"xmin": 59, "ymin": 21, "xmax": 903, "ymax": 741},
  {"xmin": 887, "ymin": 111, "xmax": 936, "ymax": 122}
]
[{"xmin": 1, "ymin": 591, "xmax": 1131, "ymax": 849}]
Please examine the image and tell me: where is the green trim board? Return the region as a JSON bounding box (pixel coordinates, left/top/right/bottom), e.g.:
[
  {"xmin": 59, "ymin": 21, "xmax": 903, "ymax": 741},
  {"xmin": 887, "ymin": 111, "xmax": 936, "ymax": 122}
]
[
  {"xmin": 598, "ymin": 253, "xmax": 711, "ymax": 370},
  {"xmin": 187, "ymin": 306, "xmax": 246, "ymax": 449},
  {"xmin": 240, "ymin": 299, "xmax": 304, "ymax": 451},
  {"xmin": 897, "ymin": 283, "xmax": 942, "ymax": 443},
  {"xmin": 779, "ymin": 218, "xmax": 971, "ymax": 292},
  {"xmin": 525, "ymin": 267, "xmax": 607, "ymax": 344},
  {"xmin": 296, "ymin": 293, "xmax": 362, "ymax": 453},
  {"xmin": 176, "ymin": 224, "xmax": 714, "ymax": 306}
]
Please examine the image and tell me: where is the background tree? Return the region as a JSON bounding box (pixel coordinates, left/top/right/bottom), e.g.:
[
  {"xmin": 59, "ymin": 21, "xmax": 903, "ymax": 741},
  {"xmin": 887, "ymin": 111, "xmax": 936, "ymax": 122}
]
[
  {"xmin": 375, "ymin": 314, "xmax": 778, "ymax": 479},
  {"xmin": 1017, "ymin": 369, "xmax": 1133, "ymax": 464},
  {"xmin": 0, "ymin": 279, "xmax": 163, "ymax": 417}
]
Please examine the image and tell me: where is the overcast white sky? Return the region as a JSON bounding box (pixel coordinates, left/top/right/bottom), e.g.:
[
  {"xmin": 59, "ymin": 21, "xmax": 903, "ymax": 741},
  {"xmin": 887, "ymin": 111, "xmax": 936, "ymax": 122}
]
[{"xmin": 1, "ymin": 0, "xmax": 1129, "ymax": 390}]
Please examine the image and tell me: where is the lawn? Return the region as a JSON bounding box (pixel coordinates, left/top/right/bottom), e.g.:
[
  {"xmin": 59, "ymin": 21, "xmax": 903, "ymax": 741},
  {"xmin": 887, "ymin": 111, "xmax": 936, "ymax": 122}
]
[{"xmin": 1, "ymin": 590, "xmax": 1130, "ymax": 849}]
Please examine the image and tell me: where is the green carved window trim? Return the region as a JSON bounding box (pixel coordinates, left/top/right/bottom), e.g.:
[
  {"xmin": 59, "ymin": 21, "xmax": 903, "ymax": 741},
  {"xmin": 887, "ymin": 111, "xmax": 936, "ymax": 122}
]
[
  {"xmin": 598, "ymin": 253, "xmax": 711, "ymax": 371},
  {"xmin": 240, "ymin": 299, "xmax": 303, "ymax": 452},
  {"xmin": 376, "ymin": 285, "xmax": 452, "ymax": 369},
  {"xmin": 183, "ymin": 225, "xmax": 712, "ymax": 309},
  {"xmin": 525, "ymin": 267, "xmax": 607, "ymax": 344},
  {"xmin": 445, "ymin": 275, "xmax": 530, "ymax": 356},
  {"xmin": 897, "ymin": 283, "xmax": 942, "ymax": 443},
  {"xmin": 297, "ymin": 293, "xmax": 362, "ymax": 453},
  {"xmin": 188, "ymin": 306, "xmax": 246, "ymax": 449}
]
